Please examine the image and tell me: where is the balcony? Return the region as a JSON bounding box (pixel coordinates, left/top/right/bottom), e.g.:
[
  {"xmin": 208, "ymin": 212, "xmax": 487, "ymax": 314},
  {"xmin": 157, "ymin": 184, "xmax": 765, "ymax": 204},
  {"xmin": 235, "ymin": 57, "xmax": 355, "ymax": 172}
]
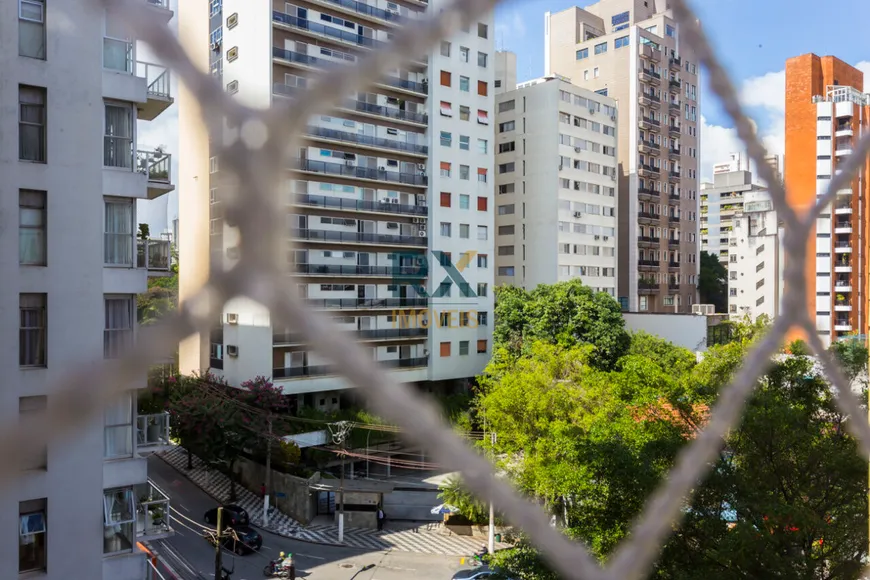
[
  {"xmin": 638, "ymin": 281, "xmax": 658, "ymax": 294},
  {"xmin": 669, "ymin": 56, "xmax": 682, "ymax": 70},
  {"xmin": 835, "ymin": 299, "xmax": 852, "ymax": 312},
  {"xmin": 669, "ymin": 78, "xmax": 681, "ymax": 89},
  {"xmin": 834, "ymin": 279, "xmax": 852, "ymax": 292},
  {"xmin": 834, "ymin": 260, "xmax": 852, "ymax": 273},
  {"xmin": 638, "ymin": 236, "xmax": 660, "ymax": 244},
  {"xmin": 135, "ymin": 62, "xmax": 172, "ymax": 121},
  {"xmin": 835, "ymin": 147, "xmax": 853, "ymax": 157},
  {"xmin": 294, "ymin": 193, "xmax": 427, "ymax": 216},
  {"xmin": 638, "ymin": 140, "xmax": 660, "ymax": 153},
  {"xmin": 638, "ymin": 211, "xmax": 659, "ymax": 221},
  {"xmin": 308, "ymin": 0, "xmax": 413, "ymax": 27},
  {"xmin": 668, "ymin": 124, "xmax": 681, "ymax": 135},
  {"xmin": 834, "ymin": 221, "xmax": 853, "ymax": 234},
  {"xmin": 294, "ymin": 263, "xmax": 426, "ymax": 277},
  {"xmin": 294, "ymin": 158, "xmax": 428, "ymax": 187},
  {"xmin": 639, "ymin": 93, "xmax": 661, "ymax": 108},
  {"xmin": 637, "ymin": 186, "xmax": 659, "ymax": 198},
  {"xmin": 834, "ymin": 241, "xmax": 853, "ymax": 253},
  {"xmin": 273, "ymin": 85, "xmax": 428, "ymax": 125},
  {"xmin": 274, "ymin": 356, "xmax": 429, "ymax": 379},
  {"xmin": 668, "ymin": 99, "xmax": 681, "ymax": 111},
  {"xmin": 135, "ymin": 480, "xmax": 172, "ymax": 541},
  {"xmin": 834, "ymin": 320, "xmax": 853, "ymax": 332},
  {"xmin": 136, "ymin": 238, "xmax": 171, "ymax": 274},
  {"xmin": 144, "ymin": 0, "xmax": 173, "ymax": 20},
  {"xmin": 669, "ymin": 283, "xmax": 680, "ymax": 291},
  {"xmin": 304, "ymin": 297, "xmax": 428, "ymax": 309},
  {"xmin": 836, "ymin": 188, "xmax": 853, "ymax": 196},
  {"xmin": 639, "ymin": 117, "xmax": 661, "ymax": 131},
  {"xmin": 306, "ymin": 125, "xmax": 428, "ymax": 156},
  {"xmin": 638, "ymin": 259, "xmax": 660, "ymax": 267},
  {"xmin": 639, "ymin": 164, "xmax": 660, "ymax": 177},
  {"xmin": 668, "ymin": 261, "xmax": 680, "ymax": 268},
  {"xmin": 668, "ymin": 215, "xmax": 680, "ymax": 223},
  {"xmin": 137, "ymin": 149, "xmax": 174, "ymax": 199},
  {"xmin": 272, "ymin": 48, "xmax": 427, "ymax": 94},
  {"xmin": 639, "ymin": 44, "xmax": 660, "ymax": 61},
  {"xmin": 834, "ymin": 204, "xmax": 853, "ymax": 215},
  {"xmin": 293, "ymin": 228, "xmax": 426, "ymax": 247},
  {"xmin": 668, "ymin": 146, "xmax": 680, "ymax": 157},
  {"xmin": 136, "ymin": 413, "xmax": 171, "ymax": 453},
  {"xmin": 669, "ymin": 192, "xmax": 680, "ymax": 200},
  {"xmin": 835, "ymin": 125, "xmax": 853, "ymax": 137},
  {"xmin": 668, "ymin": 170, "xmax": 681, "ymax": 180},
  {"xmin": 274, "ymin": 327, "xmax": 427, "ymax": 344},
  {"xmin": 273, "ymin": 12, "xmax": 389, "ymax": 50},
  {"xmin": 668, "ymin": 238, "xmax": 680, "ymax": 246},
  {"xmin": 640, "ymin": 68, "xmax": 661, "ymax": 83}
]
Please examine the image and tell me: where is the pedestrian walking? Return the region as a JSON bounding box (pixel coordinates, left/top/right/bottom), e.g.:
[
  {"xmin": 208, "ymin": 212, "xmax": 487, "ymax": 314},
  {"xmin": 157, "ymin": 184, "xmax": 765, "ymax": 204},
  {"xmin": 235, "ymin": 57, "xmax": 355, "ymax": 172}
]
[{"xmin": 377, "ymin": 507, "xmax": 385, "ymax": 531}]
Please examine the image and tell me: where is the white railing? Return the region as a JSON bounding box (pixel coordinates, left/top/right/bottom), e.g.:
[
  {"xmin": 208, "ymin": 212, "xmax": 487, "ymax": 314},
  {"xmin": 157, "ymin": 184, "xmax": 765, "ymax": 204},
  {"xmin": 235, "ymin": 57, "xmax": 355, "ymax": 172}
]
[
  {"xmin": 137, "ymin": 239, "xmax": 171, "ymax": 271},
  {"xmin": 136, "ymin": 62, "xmax": 171, "ymax": 99},
  {"xmin": 135, "ymin": 480, "xmax": 172, "ymax": 539},
  {"xmin": 137, "ymin": 412, "xmax": 170, "ymax": 447},
  {"xmin": 137, "ymin": 149, "xmax": 172, "ymax": 183}
]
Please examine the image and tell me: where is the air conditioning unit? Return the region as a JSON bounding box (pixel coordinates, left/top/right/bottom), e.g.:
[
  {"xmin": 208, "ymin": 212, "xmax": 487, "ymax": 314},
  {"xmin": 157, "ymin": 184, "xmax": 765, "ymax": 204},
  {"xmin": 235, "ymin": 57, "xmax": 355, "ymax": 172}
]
[
  {"xmin": 603, "ymin": 236, "xmax": 609, "ymax": 241},
  {"xmin": 226, "ymin": 345, "xmax": 239, "ymax": 357},
  {"xmin": 418, "ymin": 230, "xmax": 427, "ymax": 237},
  {"xmin": 227, "ymin": 313, "xmax": 239, "ymax": 325},
  {"xmin": 594, "ymin": 235, "xmax": 601, "ymax": 240},
  {"xmin": 345, "ymin": 159, "xmax": 354, "ymax": 166},
  {"xmin": 382, "ymin": 198, "xmax": 391, "ymax": 203},
  {"xmin": 379, "ymin": 166, "xmax": 386, "ymax": 171},
  {"xmin": 417, "ymin": 164, "xmax": 426, "ymax": 170},
  {"xmin": 391, "ymin": 198, "xmax": 399, "ymax": 204},
  {"xmin": 588, "ymin": 108, "xmax": 596, "ymax": 115},
  {"xmin": 387, "ymin": 222, "xmax": 399, "ymax": 229},
  {"xmin": 211, "ymin": 42, "xmax": 221, "ymax": 51},
  {"xmin": 610, "ymin": 115, "xmax": 617, "ymax": 121},
  {"xmin": 573, "ymin": 212, "xmax": 583, "ymax": 218}
]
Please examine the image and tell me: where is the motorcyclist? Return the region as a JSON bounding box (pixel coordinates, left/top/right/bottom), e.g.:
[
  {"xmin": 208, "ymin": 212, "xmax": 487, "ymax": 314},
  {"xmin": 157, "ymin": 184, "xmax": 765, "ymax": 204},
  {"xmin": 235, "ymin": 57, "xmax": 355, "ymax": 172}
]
[
  {"xmin": 474, "ymin": 545, "xmax": 489, "ymax": 560},
  {"xmin": 277, "ymin": 551, "xmax": 294, "ymax": 571}
]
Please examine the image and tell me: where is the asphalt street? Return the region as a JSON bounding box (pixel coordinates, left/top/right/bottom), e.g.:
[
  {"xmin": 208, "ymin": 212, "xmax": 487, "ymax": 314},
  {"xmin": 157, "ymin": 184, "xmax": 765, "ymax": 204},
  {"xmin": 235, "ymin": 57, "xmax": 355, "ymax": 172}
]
[{"xmin": 147, "ymin": 457, "xmax": 470, "ymax": 580}]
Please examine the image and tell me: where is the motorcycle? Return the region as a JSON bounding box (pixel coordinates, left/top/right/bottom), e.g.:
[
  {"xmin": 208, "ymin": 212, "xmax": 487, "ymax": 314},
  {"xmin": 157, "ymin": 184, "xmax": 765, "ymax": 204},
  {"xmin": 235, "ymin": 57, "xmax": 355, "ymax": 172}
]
[{"xmin": 263, "ymin": 557, "xmax": 296, "ymax": 579}]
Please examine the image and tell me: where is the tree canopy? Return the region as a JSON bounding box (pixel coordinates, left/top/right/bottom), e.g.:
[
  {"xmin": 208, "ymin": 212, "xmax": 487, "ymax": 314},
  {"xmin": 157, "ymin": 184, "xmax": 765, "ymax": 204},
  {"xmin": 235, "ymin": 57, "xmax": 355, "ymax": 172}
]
[
  {"xmin": 493, "ymin": 279, "xmax": 630, "ymax": 370},
  {"xmin": 698, "ymin": 251, "xmax": 728, "ymax": 313}
]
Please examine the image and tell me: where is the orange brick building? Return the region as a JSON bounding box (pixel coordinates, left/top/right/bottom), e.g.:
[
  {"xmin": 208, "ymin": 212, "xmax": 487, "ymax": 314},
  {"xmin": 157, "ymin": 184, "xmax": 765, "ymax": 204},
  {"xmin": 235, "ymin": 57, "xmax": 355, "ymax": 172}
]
[{"xmin": 784, "ymin": 54, "xmax": 870, "ymax": 347}]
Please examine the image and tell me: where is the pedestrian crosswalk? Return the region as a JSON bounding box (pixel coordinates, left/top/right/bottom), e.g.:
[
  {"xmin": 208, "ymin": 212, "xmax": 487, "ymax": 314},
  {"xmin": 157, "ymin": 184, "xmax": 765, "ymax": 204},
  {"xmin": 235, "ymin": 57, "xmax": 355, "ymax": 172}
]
[{"xmin": 158, "ymin": 446, "xmax": 509, "ymax": 555}]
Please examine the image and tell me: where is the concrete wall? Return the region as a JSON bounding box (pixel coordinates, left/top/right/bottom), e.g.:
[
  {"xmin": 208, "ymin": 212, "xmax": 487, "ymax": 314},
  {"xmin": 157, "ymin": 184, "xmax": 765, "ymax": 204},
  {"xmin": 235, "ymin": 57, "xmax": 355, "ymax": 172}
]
[
  {"xmin": 234, "ymin": 457, "xmax": 317, "ymax": 524},
  {"xmin": 623, "ymin": 312, "xmax": 707, "ymax": 352}
]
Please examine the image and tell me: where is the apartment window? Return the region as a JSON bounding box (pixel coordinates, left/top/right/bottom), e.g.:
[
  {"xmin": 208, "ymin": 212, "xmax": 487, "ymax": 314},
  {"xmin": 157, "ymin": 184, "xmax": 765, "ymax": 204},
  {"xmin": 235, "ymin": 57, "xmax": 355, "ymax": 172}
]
[
  {"xmin": 459, "ymin": 312, "xmax": 470, "ymax": 327},
  {"xmin": 477, "ymin": 110, "xmax": 489, "ymax": 125},
  {"xmin": 209, "ymin": 156, "xmax": 219, "ymax": 173},
  {"xmin": 594, "ymin": 42, "xmax": 607, "ymax": 55},
  {"xmin": 478, "ymin": 312, "xmax": 488, "ymax": 326},
  {"xmin": 459, "ymin": 194, "xmax": 470, "ymax": 209},
  {"xmin": 639, "ymin": 296, "xmax": 648, "ymax": 311},
  {"xmin": 478, "ymin": 51, "xmax": 487, "ymax": 67},
  {"xmin": 615, "ymin": 35, "xmax": 629, "ymax": 48},
  {"xmin": 478, "ymin": 139, "xmax": 488, "ymax": 153},
  {"xmin": 19, "ymin": 190, "xmax": 46, "ymax": 266},
  {"xmin": 440, "ymin": 161, "xmax": 451, "ymax": 177},
  {"xmin": 459, "ymin": 135, "xmax": 470, "ymax": 150},
  {"xmin": 478, "ymin": 81, "xmax": 488, "ymax": 96},
  {"xmin": 478, "ymin": 22, "xmax": 488, "ymax": 38},
  {"xmin": 105, "ymin": 199, "xmax": 134, "ymax": 266},
  {"xmin": 498, "ymin": 163, "xmax": 515, "ymax": 174},
  {"xmin": 440, "ymin": 222, "xmax": 451, "ymax": 237},
  {"xmin": 477, "ymin": 254, "xmax": 488, "ymax": 268},
  {"xmin": 20, "ymin": 294, "xmax": 46, "ymax": 368},
  {"xmin": 459, "ymin": 341, "xmax": 469, "ymax": 356},
  {"xmin": 498, "ymin": 225, "xmax": 515, "ymax": 235},
  {"xmin": 498, "ymin": 204, "xmax": 515, "ymax": 215},
  {"xmin": 477, "ymin": 168, "xmax": 488, "ymax": 183},
  {"xmin": 477, "ymin": 340, "xmax": 487, "ymax": 354},
  {"xmin": 460, "ymin": 105, "xmax": 470, "ymax": 121},
  {"xmin": 460, "ymin": 165, "xmax": 470, "ymax": 180},
  {"xmin": 460, "ymin": 46, "xmax": 469, "ymax": 62},
  {"xmin": 498, "ymin": 142, "xmax": 516, "ymax": 154},
  {"xmin": 19, "ymin": 0, "xmax": 46, "ymax": 59},
  {"xmin": 19, "ymin": 85, "xmax": 46, "ymax": 163},
  {"xmin": 460, "ymin": 76, "xmax": 470, "ymax": 92},
  {"xmin": 576, "ymin": 48, "xmax": 588, "ymax": 60},
  {"xmin": 498, "ymin": 100, "xmax": 516, "ymax": 113},
  {"xmin": 460, "ymin": 224, "xmax": 470, "ymax": 238},
  {"xmin": 440, "ymin": 131, "xmax": 452, "ymax": 147},
  {"xmin": 495, "ymin": 80, "xmax": 502, "ymax": 88},
  {"xmin": 498, "ymin": 245, "xmax": 514, "ymax": 256},
  {"xmin": 477, "ymin": 283, "xmax": 488, "ymax": 297},
  {"xmin": 497, "ymin": 266, "xmax": 515, "ymax": 276},
  {"xmin": 440, "ymin": 192, "xmax": 451, "ymax": 207},
  {"xmin": 440, "ymin": 101, "xmax": 453, "ymax": 117},
  {"xmin": 499, "ymin": 120, "xmax": 515, "ymax": 133},
  {"xmin": 440, "ymin": 70, "xmax": 451, "ymax": 86},
  {"xmin": 19, "ymin": 397, "xmax": 47, "ymax": 475},
  {"xmin": 665, "ymin": 24, "xmax": 676, "ymax": 37},
  {"xmin": 103, "ymin": 488, "xmax": 135, "ymax": 554},
  {"xmin": 104, "ymin": 392, "xmax": 133, "ymax": 459},
  {"xmin": 209, "ymin": 0, "xmax": 222, "ymax": 16},
  {"xmin": 440, "ymin": 341, "xmax": 451, "ymax": 357},
  {"xmin": 104, "ymin": 103, "xmax": 134, "ymax": 169},
  {"xmin": 593, "ymin": 67, "xmax": 600, "ymax": 78},
  {"xmin": 104, "ymin": 296, "xmax": 134, "ymax": 359},
  {"xmin": 477, "ymin": 225, "xmax": 488, "ymax": 240},
  {"xmin": 19, "ymin": 499, "xmax": 47, "ymax": 573},
  {"xmin": 440, "ymin": 41, "xmax": 451, "ymax": 56}
]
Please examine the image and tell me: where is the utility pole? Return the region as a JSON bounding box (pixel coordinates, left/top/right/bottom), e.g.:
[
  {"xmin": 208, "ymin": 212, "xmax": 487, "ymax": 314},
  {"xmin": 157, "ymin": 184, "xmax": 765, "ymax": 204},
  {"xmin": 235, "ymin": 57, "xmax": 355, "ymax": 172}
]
[
  {"xmin": 329, "ymin": 421, "xmax": 351, "ymax": 544},
  {"xmin": 264, "ymin": 416, "xmax": 272, "ymax": 527},
  {"xmin": 488, "ymin": 431, "xmax": 496, "ymax": 554},
  {"xmin": 214, "ymin": 506, "xmax": 223, "ymax": 580}
]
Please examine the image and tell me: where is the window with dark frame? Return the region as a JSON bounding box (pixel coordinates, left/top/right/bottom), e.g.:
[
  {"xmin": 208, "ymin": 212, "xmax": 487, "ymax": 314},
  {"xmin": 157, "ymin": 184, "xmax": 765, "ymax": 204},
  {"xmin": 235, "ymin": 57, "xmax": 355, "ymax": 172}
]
[
  {"xmin": 20, "ymin": 294, "xmax": 46, "ymax": 367},
  {"xmin": 19, "ymin": 85, "xmax": 46, "ymax": 162},
  {"xmin": 19, "ymin": 190, "xmax": 46, "ymax": 266}
]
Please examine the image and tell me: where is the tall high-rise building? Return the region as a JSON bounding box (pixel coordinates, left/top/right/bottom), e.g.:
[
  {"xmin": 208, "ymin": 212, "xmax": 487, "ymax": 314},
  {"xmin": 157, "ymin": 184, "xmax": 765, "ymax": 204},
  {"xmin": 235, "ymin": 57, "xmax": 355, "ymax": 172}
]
[
  {"xmin": 785, "ymin": 54, "xmax": 869, "ymax": 347},
  {"xmin": 545, "ymin": 0, "xmax": 701, "ymax": 313},
  {"xmin": 494, "ymin": 50, "xmax": 517, "ymax": 94},
  {"xmin": 0, "ymin": 1, "xmax": 176, "ymax": 578},
  {"xmin": 494, "ymin": 76, "xmax": 619, "ymax": 291},
  {"xmin": 180, "ymin": 0, "xmax": 496, "ymax": 409}
]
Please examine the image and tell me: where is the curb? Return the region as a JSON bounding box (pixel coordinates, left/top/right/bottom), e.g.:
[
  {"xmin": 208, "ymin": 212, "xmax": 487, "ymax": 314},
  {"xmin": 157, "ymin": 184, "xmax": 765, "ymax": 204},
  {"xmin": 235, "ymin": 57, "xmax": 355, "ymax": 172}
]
[{"xmin": 154, "ymin": 451, "xmax": 349, "ymax": 549}]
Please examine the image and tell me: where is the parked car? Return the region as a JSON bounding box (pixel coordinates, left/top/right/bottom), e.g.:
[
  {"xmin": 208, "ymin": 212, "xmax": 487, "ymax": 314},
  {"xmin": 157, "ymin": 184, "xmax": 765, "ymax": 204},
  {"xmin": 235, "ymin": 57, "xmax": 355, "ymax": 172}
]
[
  {"xmin": 451, "ymin": 566, "xmax": 513, "ymax": 579},
  {"xmin": 203, "ymin": 524, "xmax": 262, "ymax": 555},
  {"xmin": 204, "ymin": 504, "xmax": 249, "ymax": 526}
]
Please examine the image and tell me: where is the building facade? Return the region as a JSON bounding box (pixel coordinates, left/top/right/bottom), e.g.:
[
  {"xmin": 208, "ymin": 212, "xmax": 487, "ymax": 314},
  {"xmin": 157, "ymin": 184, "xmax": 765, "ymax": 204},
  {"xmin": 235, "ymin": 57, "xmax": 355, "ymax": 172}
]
[
  {"xmin": 727, "ymin": 191, "xmax": 784, "ymax": 321},
  {"xmin": 493, "ymin": 76, "xmax": 619, "ymax": 292},
  {"xmin": 0, "ymin": 1, "xmax": 175, "ymax": 578},
  {"xmin": 180, "ymin": 0, "xmax": 496, "ymax": 409},
  {"xmin": 785, "ymin": 54, "xmax": 869, "ymax": 347},
  {"xmin": 545, "ymin": 0, "xmax": 701, "ymax": 313},
  {"xmin": 494, "ymin": 50, "xmax": 517, "ymax": 95},
  {"xmin": 700, "ymin": 163, "xmax": 765, "ymax": 264}
]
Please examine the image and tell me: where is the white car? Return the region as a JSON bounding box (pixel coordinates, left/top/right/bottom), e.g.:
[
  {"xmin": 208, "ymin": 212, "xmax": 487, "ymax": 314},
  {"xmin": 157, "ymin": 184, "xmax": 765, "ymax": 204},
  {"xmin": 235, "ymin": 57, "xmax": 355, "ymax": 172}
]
[{"xmin": 451, "ymin": 566, "xmax": 513, "ymax": 579}]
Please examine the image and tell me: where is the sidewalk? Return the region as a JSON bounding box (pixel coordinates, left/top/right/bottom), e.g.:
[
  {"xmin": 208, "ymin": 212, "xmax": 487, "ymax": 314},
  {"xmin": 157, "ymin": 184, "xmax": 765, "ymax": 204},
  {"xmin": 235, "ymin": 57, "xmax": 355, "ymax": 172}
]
[{"xmin": 158, "ymin": 446, "xmax": 510, "ymax": 556}]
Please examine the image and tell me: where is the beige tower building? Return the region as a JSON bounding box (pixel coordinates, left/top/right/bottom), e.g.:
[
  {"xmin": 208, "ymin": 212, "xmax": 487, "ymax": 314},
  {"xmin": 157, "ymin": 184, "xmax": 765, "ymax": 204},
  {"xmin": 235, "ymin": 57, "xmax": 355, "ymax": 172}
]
[{"xmin": 545, "ymin": 0, "xmax": 701, "ymax": 312}]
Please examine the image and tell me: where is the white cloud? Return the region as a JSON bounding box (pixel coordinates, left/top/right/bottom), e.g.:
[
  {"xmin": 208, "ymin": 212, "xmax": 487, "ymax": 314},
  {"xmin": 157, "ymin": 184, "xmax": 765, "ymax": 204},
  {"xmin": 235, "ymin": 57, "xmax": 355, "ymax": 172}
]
[{"xmin": 701, "ymin": 61, "xmax": 869, "ymax": 181}]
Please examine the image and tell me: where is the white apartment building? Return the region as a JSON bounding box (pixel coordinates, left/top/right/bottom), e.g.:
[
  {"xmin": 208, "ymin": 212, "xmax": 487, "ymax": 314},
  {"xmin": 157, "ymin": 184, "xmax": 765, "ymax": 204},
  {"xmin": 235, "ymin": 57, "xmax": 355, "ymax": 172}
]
[
  {"xmin": 494, "ymin": 76, "xmax": 619, "ymax": 292},
  {"xmin": 545, "ymin": 0, "xmax": 702, "ymax": 313},
  {"xmin": 494, "ymin": 50, "xmax": 517, "ymax": 94},
  {"xmin": 179, "ymin": 0, "xmax": 495, "ymax": 410},
  {"xmin": 727, "ymin": 191, "xmax": 784, "ymax": 321},
  {"xmin": 0, "ymin": 1, "xmax": 175, "ymax": 579}
]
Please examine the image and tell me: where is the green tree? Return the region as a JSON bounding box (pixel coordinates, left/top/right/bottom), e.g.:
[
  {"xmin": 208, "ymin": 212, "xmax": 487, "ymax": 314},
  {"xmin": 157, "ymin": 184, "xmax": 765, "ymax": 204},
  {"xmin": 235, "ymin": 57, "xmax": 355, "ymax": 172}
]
[
  {"xmin": 698, "ymin": 251, "xmax": 727, "ymax": 313},
  {"xmin": 438, "ymin": 477, "xmax": 491, "ymax": 524},
  {"xmin": 493, "ymin": 279, "xmax": 630, "ymax": 370},
  {"xmin": 137, "ymin": 244, "xmax": 178, "ymax": 326}
]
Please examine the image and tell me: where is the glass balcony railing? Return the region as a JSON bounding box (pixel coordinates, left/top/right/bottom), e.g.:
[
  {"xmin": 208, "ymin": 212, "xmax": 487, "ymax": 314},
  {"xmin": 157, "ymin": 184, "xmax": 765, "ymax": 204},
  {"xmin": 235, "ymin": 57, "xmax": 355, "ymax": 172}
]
[
  {"xmin": 137, "ymin": 413, "xmax": 170, "ymax": 449},
  {"xmin": 274, "ymin": 84, "xmax": 428, "ymax": 124},
  {"xmin": 274, "ymin": 327, "xmax": 427, "ymax": 344},
  {"xmin": 137, "ymin": 149, "xmax": 171, "ymax": 183},
  {"xmin": 272, "ymin": 48, "xmax": 427, "ymax": 93},
  {"xmin": 306, "ymin": 125, "xmax": 428, "ymax": 155},
  {"xmin": 135, "ymin": 480, "xmax": 172, "ymax": 540},
  {"xmin": 294, "ymin": 159, "xmax": 428, "ymax": 186},
  {"xmin": 304, "ymin": 297, "xmax": 428, "ymax": 309},
  {"xmin": 295, "ymin": 193, "xmax": 427, "ymax": 215},
  {"xmin": 137, "ymin": 239, "xmax": 171, "ymax": 271},
  {"xmin": 294, "ymin": 228, "xmax": 427, "ymax": 246},
  {"xmin": 295, "ymin": 263, "xmax": 425, "ymax": 277},
  {"xmin": 273, "ymin": 356, "xmax": 429, "ymax": 379},
  {"xmin": 273, "ymin": 12, "xmax": 387, "ymax": 49}
]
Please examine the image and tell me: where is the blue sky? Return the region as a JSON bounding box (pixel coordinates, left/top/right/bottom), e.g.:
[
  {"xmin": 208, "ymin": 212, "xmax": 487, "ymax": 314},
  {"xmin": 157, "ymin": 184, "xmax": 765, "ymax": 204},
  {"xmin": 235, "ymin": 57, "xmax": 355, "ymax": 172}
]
[{"xmin": 494, "ymin": 0, "xmax": 870, "ymax": 179}]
